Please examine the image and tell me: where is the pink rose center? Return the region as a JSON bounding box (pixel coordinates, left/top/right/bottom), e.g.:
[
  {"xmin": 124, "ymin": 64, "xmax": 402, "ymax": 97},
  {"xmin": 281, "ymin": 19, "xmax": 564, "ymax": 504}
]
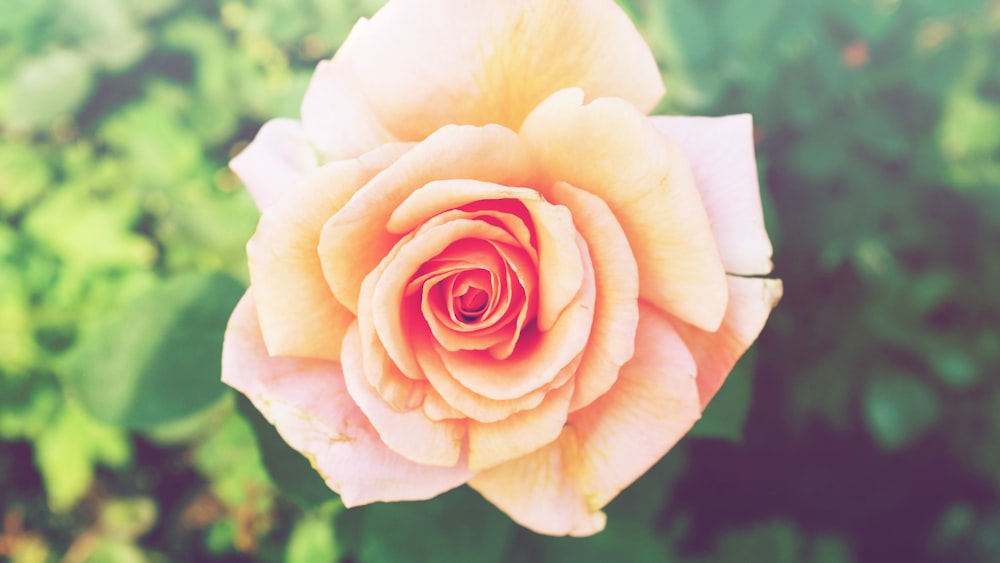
[{"xmin": 454, "ymin": 284, "xmax": 489, "ymax": 320}]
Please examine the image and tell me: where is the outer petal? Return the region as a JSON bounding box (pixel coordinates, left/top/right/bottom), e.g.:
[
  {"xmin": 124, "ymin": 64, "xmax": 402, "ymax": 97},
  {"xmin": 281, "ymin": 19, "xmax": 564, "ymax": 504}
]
[
  {"xmin": 469, "ymin": 303, "xmax": 701, "ymax": 536},
  {"xmin": 300, "ymin": 0, "xmax": 663, "ymax": 158},
  {"xmin": 650, "ymin": 114, "xmax": 774, "ymax": 276},
  {"xmin": 319, "ymin": 124, "xmax": 534, "ymax": 315},
  {"xmin": 522, "ymin": 89, "xmax": 729, "ymax": 332},
  {"xmin": 221, "ymin": 291, "xmax": 472, "ymax": 506},
  {"xmin": 673, "ymin": 276, "xmax": 783, "ymax": 408},
  {"xmin": 248, "ymin": 143, "xmax": 411, "ymax": 360},
  {"xmin": 467, "ymin": 380, "xmax": 575, "ymax": 471},
  {"xmin": 300, "ymin": 19, "xmax": 398, "ymax": 161},
  {"xmin": 230, "ymin": 118, "xmax": 318, "ymax": 209}
]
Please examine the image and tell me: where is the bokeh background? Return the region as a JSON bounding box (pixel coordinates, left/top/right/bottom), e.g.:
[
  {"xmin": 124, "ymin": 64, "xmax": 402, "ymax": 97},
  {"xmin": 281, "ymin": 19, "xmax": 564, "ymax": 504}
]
[{"xmin": 2, "ymin": 0, "xmax": 1000, "ymax": 561}]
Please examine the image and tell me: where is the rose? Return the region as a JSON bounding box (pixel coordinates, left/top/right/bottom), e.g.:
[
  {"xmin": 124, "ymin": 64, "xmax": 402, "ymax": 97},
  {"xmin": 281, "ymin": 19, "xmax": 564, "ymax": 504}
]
[{"xmin": 222, "ymin": 0, "xmax": 781, "ymax": 536}]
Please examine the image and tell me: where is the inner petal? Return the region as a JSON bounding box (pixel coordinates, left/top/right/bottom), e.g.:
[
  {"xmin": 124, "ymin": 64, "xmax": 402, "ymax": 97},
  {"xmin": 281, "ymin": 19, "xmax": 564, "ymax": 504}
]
[
  {"xmin": 434, "ymin": 235, "xmax": 596, "ymax": 401},
  {"xmin": 449, "ymin": 271, "xmax": 493, "ymax": 323},
  {"xmin": 402, "ymin": 227, "xmax": 537, "ymax": 356},
  {"xmin": 363, "ymin": 216, "xmax": 520, "ymax": 381},
  {"xmin": 388, "ymin": 179, "xmax": 584, "ymax": 333}
]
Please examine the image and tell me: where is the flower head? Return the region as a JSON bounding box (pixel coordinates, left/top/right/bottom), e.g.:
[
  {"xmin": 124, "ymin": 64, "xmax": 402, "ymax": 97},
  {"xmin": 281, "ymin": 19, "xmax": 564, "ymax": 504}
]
[{"xmin": 224, "ymin": 0, "xmax": 781, "ymax": 536}]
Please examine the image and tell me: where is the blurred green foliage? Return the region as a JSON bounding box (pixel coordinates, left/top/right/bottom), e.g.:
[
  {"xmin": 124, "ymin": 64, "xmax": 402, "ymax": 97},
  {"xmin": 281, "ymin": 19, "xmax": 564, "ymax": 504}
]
[{"xmin": 1, "ymin": 0, "xmax": 999, "ymax": 561}]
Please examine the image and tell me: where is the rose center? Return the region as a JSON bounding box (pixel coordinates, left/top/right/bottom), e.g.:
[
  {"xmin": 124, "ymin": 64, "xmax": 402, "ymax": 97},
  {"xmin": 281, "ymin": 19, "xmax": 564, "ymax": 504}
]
[{"xmin": 455, "ymin": 286, "xmax": 489, "ymax": 321}]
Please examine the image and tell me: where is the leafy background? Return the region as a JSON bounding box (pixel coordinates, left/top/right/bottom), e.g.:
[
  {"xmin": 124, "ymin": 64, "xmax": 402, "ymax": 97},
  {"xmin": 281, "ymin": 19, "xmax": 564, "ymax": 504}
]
[{"xmin": 1, "ymin": 0, "xmax": 999, "ymax": 561}]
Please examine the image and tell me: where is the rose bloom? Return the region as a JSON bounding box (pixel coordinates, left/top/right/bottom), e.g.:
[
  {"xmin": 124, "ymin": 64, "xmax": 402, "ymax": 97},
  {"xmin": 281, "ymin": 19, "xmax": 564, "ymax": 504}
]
[{"xmin": 223, "ymin": 0, "xmax": 781, "ymax": 536}]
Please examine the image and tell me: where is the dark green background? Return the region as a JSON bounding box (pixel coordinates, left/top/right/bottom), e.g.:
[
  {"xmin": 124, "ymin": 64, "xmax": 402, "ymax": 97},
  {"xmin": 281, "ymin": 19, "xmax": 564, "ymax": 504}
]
[{"xmin": 1, "ymin": 0, "xmax": 999, "ymax": 561}]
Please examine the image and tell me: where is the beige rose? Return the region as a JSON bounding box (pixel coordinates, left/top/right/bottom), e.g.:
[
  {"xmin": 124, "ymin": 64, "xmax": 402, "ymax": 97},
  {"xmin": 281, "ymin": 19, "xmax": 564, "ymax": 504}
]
[{"xmin": 223, "ymin": 0, "xmax": 781, "ymax": 536}]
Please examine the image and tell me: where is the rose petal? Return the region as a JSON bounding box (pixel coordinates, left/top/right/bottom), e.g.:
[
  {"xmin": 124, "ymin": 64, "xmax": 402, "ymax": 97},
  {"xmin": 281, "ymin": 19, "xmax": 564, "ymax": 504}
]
[
  {"xmin": 341, "ymin": 323, "xmax": 467, "ymax": 467},
  {"xmin": 673, "ymin": 276, "xmax": 783, "ymax": 408},
  {"xmin": 319, "ymin": 124, "xmax": 534, "ymax": 315},
  {"xmin": 413, "ymin": 326, "xmax": 564, "ymax": 424},
  {"xmin": 522, "ymin": 89, "xmax": 729, "ymax": 332},
  {"xmin": 248, "ymin": 143, "xmax": 410, "ymax": 360},
  {"xmin": 651, "ymin": 114, "xmax": 774, "ymax": 276},
  {"xmin": 301, "ymin": 0, "xmax": 663, "ymax": 158},
  {"xmin": 467, "ymin": 380, "xmax": 575, "ymax": 471},
  {"xmin": 468, "ymin": 303, "xmax": 701, "ymax": 536},
  {"xmin": 230, "ymin": 118, "xmax": 318, "ymax": 209},
  {"xmin": 546, "ymin": 181, "xmax": 639, "ymax": 411},
  {"xmin": 222, "ymin": 291, "xmax": 472, "ymax": 506},
  {"xmin": 471, "ymin": 435, "xmax": 606, "ymax": 537},
  {"xmin": 300, "ymin": 19, "xmax": 398, "ymax": 161}
]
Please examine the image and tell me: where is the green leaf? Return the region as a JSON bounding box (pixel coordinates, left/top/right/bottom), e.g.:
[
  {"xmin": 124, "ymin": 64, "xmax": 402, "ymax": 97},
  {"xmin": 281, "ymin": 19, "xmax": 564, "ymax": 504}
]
[
  {"xmin": 5, "ymin": 49, "xmax": 95, "ymax": 131},
  {"xmin": 22, "ymin": 182, "xmax": 155, "ymax": 270},
  {"xmin": 929, "ymin": 348, "xmax": 978, "ymax": 389},
  {"xmin": 192, "ymin": 405, "xmax": 273, "ymax": 509},
  {"xmin": 141, "ymin": 392, "xmax": 233, "ymax": 445},
  {"xmin": 34, "ymin": 401, "xmax": 131, "ymax": 512},
  {"xmin": 99, "ymin": 497, "xmax": 158, "ymax": 542},
  {"xmin": 689, "ymin": 350, "xmax": 756, "ymax": 442},
  {"xmin": 286, "ymin": 507, "xmax": 340, "ymax": 563},
  {"xmin": 236, "ymin": 394, "xmax": 335, "ymax": 509},
  {"xmin": 0, "ymin": 269, "xmax": 39, "ymax": 374},
  {"xmin": 57, "ymin": 0, "xmax": 150, "ymax": 71},
  {"xmin": 0, "ymin": 375, "xmax": 60, "ymax": 440},
  {"xmin": 863, "ymin": 374, "xmax": 941, "ymax": 451},
  {"xmin": 97, "ymin": 98, "xmax": 204, "ymax": 190},
  {"xmin": 81, "ymin": 540, "xmax": 156, "ymax": 563},
  {"xmin": 67, "ymin": 272, "xmax": 243, "ymax": 429},
  {"xmin": 357, "ymin": 487, "xmax": 515, "ymax": 563},
  {"xmin": 0, "ymin": 141, "xmax": 51, "ymax": 216}
]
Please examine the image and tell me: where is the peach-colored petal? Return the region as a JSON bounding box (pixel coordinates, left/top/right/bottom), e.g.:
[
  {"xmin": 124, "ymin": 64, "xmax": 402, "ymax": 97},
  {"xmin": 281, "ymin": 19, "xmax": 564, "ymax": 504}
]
[
  {"xmin": 650, "ymin": 114, "xmax": 774, "ymax": 276},
  {"xmin": 389, "ymin": 179, "xmax": 582, "ymax": 331},
  {"xmin": 341, "ymin": 323, "xmax": 467, "ymax": 467},
  {"xmin": 562, "ymin": 304, "xmax": 701, "ymax": 509},
  {"xmin": 479, "ymin": 241, "xmax": 538, "ymax": 360},
  {"xmin": 522, "ymin": 89, "xmax": 729, "ymax": 332},
  {"xmin": 230, "ymin": 118, "xmax": 318, "ymax": 209},
  {"xmin": 413, "ymin": 328, "xmax": 552, "ymax": 424},
  {"xmin": 300, "ymin": 19, "xmax": 398, "ymax": 161},
  {"xmin": 547, "ymin": 181, "xmax": 639, "ymax": 411},
  {"xmin": 221, "ymin": 291, "xmax": 472, "ymax": 506},
  {"xmin": 467, "ymin": 380, "xmax": 575, "ymax": 471},
  {"xmin": 469, "ymin": 303, "xmax": 701, "ymax": 536},
  {"xmin": 301, "ymin": 0, "xmax": 663, "ymax": 159},
  {"xmin": 436, "ymin": 236, "xmax": 596, "ymax": 400},
  {"xmin": 319, "ymin": 124, "xmax": 534, "ymax": 315},
  {"xmin": 673, "ymin": 276, "xmax": 783, "ymax": 408},
  {"xmin": 422, "ymin": 389, "xmax": 467, "ymax": 421},
  {"xmin": 248, "ymin": 143, "xmax": 410, "ymax": 360},
  {"xmin": 468, "ymin": 432, "xmax": 605, "ymax": 537}
]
